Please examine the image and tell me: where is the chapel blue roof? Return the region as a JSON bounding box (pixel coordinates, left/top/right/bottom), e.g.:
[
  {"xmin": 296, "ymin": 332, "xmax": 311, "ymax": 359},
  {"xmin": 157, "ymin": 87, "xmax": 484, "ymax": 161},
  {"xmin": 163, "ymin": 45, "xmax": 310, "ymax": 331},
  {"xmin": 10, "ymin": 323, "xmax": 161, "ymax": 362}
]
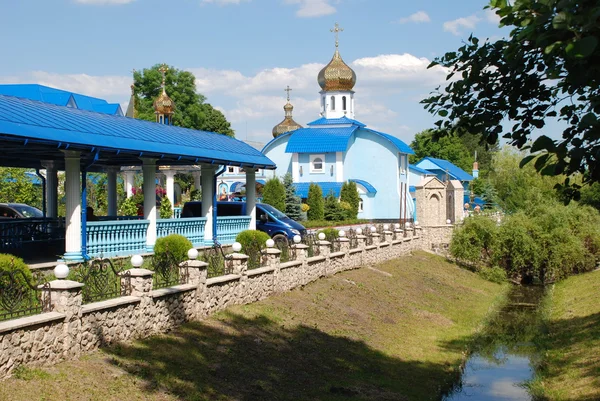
[
  {"xmin": 293, "ymin": 182, "xmax": 344, "ymax": 198},
  {"xmin": 420, "ymin": 157, "xmax": 473, "ymax": 181},
  {"xmin": 0, "ymin": 84, "xmax": 123, "ymax": 115},
  {"xmin": 409, "ymin": 164, "xmax": 432, "ymax": 175},
  {"xmin": 349, "ymin": 179, "xmax": 377, "ymax": 194},
  {"xmin": 285, "ymin": 126, "xmax": 359, "ymax": 153},
  {"xmin": 366, "ymin": 129, "xmax": 414, "ymax": 155},
  {"xmin": 307, "ymin": 116, "xmax": 366, "ymax": 127},
  {"xmin": 0, "ymin": 94, "xmax": 276, "ymax": 169}
]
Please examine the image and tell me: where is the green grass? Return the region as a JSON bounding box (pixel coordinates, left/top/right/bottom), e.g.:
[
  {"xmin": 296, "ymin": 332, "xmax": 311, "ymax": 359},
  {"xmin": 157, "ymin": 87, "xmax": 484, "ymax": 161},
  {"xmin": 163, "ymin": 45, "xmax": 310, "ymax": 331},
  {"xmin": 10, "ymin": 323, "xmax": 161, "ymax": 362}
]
[
  {"xmin": 0, "ymin": 252, "xmax": 506, "ymax": 401},
  {"xmin": 528, "ymin": 269, "xmax": 600, "ymax": 401}
]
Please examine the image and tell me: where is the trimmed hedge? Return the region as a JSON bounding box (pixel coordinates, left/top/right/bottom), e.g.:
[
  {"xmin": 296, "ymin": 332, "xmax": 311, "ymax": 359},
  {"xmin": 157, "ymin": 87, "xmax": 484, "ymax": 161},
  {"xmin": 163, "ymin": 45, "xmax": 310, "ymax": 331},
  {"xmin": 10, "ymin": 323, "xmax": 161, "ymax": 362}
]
[{"xmin": 154, "ymin": 234, "xmax": 193, "ymax": 264}]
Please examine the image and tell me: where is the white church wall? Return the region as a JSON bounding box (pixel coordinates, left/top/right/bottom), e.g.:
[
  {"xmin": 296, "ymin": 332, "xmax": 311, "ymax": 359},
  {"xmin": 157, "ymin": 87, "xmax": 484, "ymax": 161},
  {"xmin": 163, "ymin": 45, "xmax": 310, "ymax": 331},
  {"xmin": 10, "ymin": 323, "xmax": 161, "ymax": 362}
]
[
  {"xmin": 296, "ymin": 152, "xmax": 338, "ymax": 183},
  {"xmin": 262, "ymin": 136, "xmax": 292, "ymax": 179}
]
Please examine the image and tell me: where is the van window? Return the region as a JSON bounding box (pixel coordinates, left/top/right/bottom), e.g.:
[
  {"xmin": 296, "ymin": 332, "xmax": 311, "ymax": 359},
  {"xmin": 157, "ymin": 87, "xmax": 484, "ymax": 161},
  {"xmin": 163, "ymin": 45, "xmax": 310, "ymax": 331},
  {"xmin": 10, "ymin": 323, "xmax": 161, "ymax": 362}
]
[{"xmin": 217, "ymin": 203, "xmax": 243, "ymax": 216}]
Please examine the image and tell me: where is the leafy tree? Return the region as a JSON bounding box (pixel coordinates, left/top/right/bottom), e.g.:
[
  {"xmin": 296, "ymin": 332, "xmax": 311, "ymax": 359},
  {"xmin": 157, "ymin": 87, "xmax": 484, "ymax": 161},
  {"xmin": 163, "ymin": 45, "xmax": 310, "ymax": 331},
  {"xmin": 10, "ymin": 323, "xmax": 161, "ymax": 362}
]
[
  {"xmin": 282, "ymin": 173, "xmax": 302, "ymax": 221},
  {"xmin": 340, "ymin": 181, "xmax": 359, "ymax": 219},
  {"xmin": 159, "ymin": 197, "xmax": 173, "ymax": 219},
  {"xmin": 0, "ymin": 168, "xmax": 42, "ymax": 209},
  {"xmin": 579, "ymin": 182, "xmax": 600, "ymax": 210},
  {"xmin": 422, "ymin": 0, "xmax": 600, "ymax": 194},
  {"xmin": 409, "ymin": 130, "xmax": 473, "ymax": 172},
  {"xmin": 306, "ymin": 183, "xmax": 324, "ymax": 221},
  {"xmin": 262, "ymin": 177, "xmax": 285, "ymax": 212},
  {"xmin": 119, "ymin": 197, "xmax": 138, "ymax": 216},
  {"xmin": 323, "ymin": 191, "xmax": 345, "ymax": 221},
  {"xmin": 133, "ymin": 64, "xmax": 235, "ymax": 137}
]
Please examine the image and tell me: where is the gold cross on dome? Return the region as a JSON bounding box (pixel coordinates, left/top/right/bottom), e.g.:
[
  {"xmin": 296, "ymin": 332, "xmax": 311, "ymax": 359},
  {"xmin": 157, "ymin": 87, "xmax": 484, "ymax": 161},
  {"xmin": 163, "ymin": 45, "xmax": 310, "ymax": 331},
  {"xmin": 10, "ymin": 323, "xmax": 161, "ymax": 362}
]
[
  {"xmin": 330, "ymin": 22, "xmax": 343, "ymax": 48},
  {"xmin": 158, "ymin": 64, "xmax": 168, "ymax": 87},
  {"xmin": 284, "ymin": 85, "xmax": 292, "ymax": 101}
]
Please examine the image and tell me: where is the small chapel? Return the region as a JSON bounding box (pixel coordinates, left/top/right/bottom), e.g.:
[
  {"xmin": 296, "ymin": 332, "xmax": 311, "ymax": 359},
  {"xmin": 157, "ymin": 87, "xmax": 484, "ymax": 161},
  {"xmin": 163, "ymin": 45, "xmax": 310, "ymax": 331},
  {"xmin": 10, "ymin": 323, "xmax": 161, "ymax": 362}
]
[{"xmin": 263, "ymin": 23, "xmax": 415, "ymax": 220}]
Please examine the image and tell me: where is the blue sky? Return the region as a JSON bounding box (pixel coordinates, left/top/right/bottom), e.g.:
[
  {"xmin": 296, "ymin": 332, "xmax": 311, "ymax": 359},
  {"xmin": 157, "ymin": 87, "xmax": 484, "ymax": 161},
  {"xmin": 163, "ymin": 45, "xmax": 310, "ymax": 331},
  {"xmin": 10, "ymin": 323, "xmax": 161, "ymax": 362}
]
[{"xmin": 1, "ymin": 0, "xmax": 513, "ymax": 145}]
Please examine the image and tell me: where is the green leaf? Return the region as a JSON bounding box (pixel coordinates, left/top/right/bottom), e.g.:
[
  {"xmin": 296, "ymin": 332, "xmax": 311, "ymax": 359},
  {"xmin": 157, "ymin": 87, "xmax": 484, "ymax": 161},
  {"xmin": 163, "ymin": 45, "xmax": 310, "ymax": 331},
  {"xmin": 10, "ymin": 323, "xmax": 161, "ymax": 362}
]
[
  {"xmin": 567, "ymin": 37, "xmax": 598, "ymax": 59},
  {"xmin": 552, "ymin": 12, "xmax": 568, "ymax": 29},
  {"xmin": 489, "ymin": 0, "xmax": 507, "ymax": 8},
  {"xmin": 581, "ymin": 112, "xmax": 598, "ymax": 127},
  {"xmin": 519, "ymin": 155, "xmax": 536, "ymax": 168},
  {"xmin": 438, "ymin": 110, "xmax": 449, "ymax": 117},
  {"xmin": 531, "ymin": 135, "xmax": 555, "ymax": 153}
]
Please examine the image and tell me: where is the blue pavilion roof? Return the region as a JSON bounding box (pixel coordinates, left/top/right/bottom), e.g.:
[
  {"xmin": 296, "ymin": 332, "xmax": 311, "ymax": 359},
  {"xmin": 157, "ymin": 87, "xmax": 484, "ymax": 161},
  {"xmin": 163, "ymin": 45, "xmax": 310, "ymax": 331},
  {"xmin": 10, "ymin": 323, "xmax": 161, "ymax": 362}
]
[
  {"xmin": 285, "ymin": 126, "xmax": 359, "ymax": 153},
  {"xmin": 307, "ymin": 116, "xmax": 366, "ymax": 127},
  {"xmin": 409, "ymin": 164, "xmax": 432, "ymax": 175},
  {"xmin": 0, "ymin": 84, "xmax": 123, "ymax": 116},
  {"xmin": 420, "ymin": 157, "xmax": 473, "ymax": 181},
  {"xmin": 293, "ymin": 182, "xmax": 344, "ymax": 198},
  {"xmin": 0, "ymin": 94, "xmax": 276, "ymax": 169},
  {"xmin": 349, "ymin": 179, "xmax": 376, "ymax": 194}
]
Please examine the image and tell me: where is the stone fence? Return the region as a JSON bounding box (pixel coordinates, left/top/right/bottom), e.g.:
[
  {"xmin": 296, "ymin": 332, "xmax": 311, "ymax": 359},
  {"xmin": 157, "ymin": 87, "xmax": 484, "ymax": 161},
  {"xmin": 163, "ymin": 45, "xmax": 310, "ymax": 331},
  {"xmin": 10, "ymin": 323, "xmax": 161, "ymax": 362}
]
[{"xmin": 0, "ymin": 226, "xmax": 453, "ymax": 378}]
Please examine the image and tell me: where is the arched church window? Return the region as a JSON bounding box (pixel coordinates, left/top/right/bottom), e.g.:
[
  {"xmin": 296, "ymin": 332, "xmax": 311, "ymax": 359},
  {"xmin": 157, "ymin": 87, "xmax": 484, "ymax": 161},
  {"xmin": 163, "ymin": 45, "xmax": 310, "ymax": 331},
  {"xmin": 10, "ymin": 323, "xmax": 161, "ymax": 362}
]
[
  {"xmin": 313, "ymin": 158, "xmax": 323, "ymax": 171},
  {"xmin": 359, "ymin": 198, "xmax": 364, "ymax": 213},
  {"xmin": 342, "ymin": 96, "xmax": 347, "ymax": 111},
  {"xmin": 310, "ymin": 154, "xmax": 325, "ymax": 173},
  {"xmin": 331, "ymin": 96, "xmax": 335, "ymax": 111}
]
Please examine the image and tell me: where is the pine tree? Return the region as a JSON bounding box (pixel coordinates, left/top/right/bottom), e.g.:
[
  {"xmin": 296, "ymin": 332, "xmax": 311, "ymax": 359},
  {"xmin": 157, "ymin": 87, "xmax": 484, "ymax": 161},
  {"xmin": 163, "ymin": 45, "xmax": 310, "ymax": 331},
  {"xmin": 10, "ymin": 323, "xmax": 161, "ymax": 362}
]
[
  {"xmin": 323, "ymin": 190, "xmax": 345, "ymax": 221},
  {"xmin": 262, "ymin": 177, "xmax": 286, "ymax": 212},
  {"xmin": 282, "ymin": 173, "xmax": 302, "ymax": 220},
  {"xmin": 340, "ymin": 181, "xmax": 359, "ymax": 219},
  {"xmin": 307, "ymin": 183, "xmax": 324, "ymax": 220}
]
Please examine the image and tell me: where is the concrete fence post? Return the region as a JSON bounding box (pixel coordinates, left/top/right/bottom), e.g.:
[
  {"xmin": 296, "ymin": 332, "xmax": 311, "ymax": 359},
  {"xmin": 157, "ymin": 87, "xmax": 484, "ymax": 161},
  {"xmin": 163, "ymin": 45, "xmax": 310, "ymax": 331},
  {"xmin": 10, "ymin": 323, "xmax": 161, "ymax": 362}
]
[
  {"xmin": 317, "ymin": 240, "xmax": 331, "ymax": 277},
  {"xmin": 179, "ymin": 260, "xmax": 208, "ymax": 318}
]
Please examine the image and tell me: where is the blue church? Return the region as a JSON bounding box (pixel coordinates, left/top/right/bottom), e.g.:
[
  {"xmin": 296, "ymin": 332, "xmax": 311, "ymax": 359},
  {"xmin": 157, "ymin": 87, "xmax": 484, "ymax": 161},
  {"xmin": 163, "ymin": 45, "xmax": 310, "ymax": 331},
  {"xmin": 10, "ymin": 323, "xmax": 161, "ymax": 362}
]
[{"xmin": 263, "ymin": 24, "xmax": 414, "ymax": 220}]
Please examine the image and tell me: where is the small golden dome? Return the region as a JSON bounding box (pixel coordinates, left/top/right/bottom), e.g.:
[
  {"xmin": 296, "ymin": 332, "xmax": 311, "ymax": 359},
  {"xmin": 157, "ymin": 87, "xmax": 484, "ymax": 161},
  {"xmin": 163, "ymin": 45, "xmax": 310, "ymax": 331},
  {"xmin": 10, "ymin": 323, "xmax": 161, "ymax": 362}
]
[
  {"xmin": 273, "ymin": 102, "xmax": 302, "ymax": 138},
  {"xmin": 317, "ymin": 49, "xmax": 356, "ymax": 92},
  {"xmin": 153, "ymin": 87, "xmax": 175, "ymax": 115}
]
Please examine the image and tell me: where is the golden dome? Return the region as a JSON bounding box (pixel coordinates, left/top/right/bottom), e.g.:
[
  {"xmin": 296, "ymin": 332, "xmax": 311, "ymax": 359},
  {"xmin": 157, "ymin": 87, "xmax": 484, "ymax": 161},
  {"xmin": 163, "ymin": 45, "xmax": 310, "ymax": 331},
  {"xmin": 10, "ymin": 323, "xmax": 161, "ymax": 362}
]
[
  {"xmin": 153, "ymin": 87, "xmax": 175, "ymax": 115},
  {"xmin": 317, "ymin": 49, "xmax": 356, "ymax": 92},
  {"xmin": 272, "ymin": 101, "xmax": 302, "ymax": 138}
]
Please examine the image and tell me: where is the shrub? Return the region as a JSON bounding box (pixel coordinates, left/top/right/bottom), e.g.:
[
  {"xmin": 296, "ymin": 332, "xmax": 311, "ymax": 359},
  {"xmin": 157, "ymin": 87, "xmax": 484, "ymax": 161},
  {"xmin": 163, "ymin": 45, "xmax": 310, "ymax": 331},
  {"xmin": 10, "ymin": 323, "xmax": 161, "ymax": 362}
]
[
  {"xmin": 262, "ymin": 177, "xmax": 286, "ymax": 212},
  {"xmin": 307, "ymin": 183, "xmax": 324, "ymax": 220},
  {"xmin": 154, "ymin": 234, "xmax": 193, "ymax": 265},
  {"xmin": 0, "ymin": 254, "xmax": 34, "ymax": 289},
  {"xmin": 119, "ymin": 197, "xmax": 138, "ymax": 216},
  {"xmin": 340, "ymin": 181, "xmax": 359, "ymax": 219},
  {"xmin": 478, "ymin": 266, "xmax": 507, "ymax": 284},
  {"xmin": 235, "ymin": 230, "xmax": 271, "ymax": 268},
  {"xmin": 449, "ymin": 215, "xmax": 498, "ymax": 268},
  {"xmin": 301, "ymin": 203, "xmax": 310, "ymax": 212},
  {"xmin": 159, "ymin": 197, "xmax": 173, "ymax": 219},
  {"xmin": 317, "ymin": 227, "xmax": 339, "ymax": 242},
  {"xmin": 324, "ymin": 191, "xmax": 345, "ymax": 221}
]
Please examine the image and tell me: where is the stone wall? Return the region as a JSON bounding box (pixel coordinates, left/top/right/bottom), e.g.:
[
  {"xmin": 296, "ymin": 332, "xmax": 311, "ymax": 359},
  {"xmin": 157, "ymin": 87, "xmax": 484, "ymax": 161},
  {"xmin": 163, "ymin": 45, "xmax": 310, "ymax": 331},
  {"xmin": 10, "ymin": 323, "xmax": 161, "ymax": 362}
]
[{"xmin": 0, "ymin": 226, "xmax": 454, "ymax": 379}]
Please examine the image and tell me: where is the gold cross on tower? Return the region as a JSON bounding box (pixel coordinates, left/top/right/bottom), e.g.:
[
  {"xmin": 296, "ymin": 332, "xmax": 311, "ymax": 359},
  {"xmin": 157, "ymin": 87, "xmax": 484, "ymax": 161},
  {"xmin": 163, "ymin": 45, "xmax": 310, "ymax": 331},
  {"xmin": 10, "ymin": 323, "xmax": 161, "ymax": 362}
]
[
  {"xmin": 330, "ymin": 22, "xmax": 343, "ymax": 48},
  {"xmin": 284, "ymin": 85, "xmax": 292, "ymax": 102},
  {"xmin": 158, "ymin": 64, "xmax": 168, "ymax": 87}
]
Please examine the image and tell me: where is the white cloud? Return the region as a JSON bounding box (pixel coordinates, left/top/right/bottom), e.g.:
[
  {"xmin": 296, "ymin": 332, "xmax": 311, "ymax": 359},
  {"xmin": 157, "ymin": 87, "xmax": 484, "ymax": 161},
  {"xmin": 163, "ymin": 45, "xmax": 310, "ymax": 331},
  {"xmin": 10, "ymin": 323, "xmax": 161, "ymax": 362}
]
[
  {"xmin": 397, "ymin": 11, "xmax": 430, "ymax": 24},
  {"xmin": 284, "ymin": 0, "xmax": 337, "ymax": 18},
  {"xmin": 485, "ymin": 8, "xmax": 501, "ymax": 24},
  {"xmin": 201, "ymin": 0, "xmax": 250, "ymax": 5},
  {"xmin": 74, "ymin": 0, "xmax": 135, "ymax": 4},
  {"xmin": 443, "ymin": 15, "xmax": 480, "ymax": 36}
]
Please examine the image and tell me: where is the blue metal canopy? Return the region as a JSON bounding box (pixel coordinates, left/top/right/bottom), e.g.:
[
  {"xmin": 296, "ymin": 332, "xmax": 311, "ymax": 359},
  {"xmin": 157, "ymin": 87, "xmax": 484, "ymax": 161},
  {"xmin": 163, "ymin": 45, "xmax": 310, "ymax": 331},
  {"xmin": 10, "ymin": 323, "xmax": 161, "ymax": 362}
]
[
  {"xmin": 285, "ymin": 126, "xmax": 358, "ymax": 153},
  {"xmin": 0, "ymin": 94, "xmax": 276, "ymax": 171},
  {"xmin": 293, "ymin": 182, "xmax": 344, "ymax": 198},
  {"xmin": 349, "ymin": 179, "xmax": 377, "ymax": 194}
]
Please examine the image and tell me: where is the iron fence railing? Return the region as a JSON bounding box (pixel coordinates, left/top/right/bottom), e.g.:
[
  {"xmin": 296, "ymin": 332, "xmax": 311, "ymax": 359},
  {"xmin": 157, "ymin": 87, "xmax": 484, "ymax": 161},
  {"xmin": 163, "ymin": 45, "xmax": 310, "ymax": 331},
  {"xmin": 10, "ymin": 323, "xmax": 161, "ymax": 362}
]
[
  {"xmin": 0, "ymin": 268, "xmax": 48, "ymax": 322},
  {"xmin": 303, "ymin": 233, "xmax": 321, "ymax": 257},
  {"xmin": 275, "ymin": 237, "xmax": 297, "ymax": 263},
  {"xmin": 70, "ymin": 258, "xmax": 127, "ymax": 304},
  {"xmin": 152, "ymin": 251, "xmax": 186, "ymax": 290},
  {"xmin": 347, "ymin": 228, "xmax": 359, "ymax": 249},
  {"xmin": 203, "ymin": 243, "xmax": 233, "ymax": 278}
]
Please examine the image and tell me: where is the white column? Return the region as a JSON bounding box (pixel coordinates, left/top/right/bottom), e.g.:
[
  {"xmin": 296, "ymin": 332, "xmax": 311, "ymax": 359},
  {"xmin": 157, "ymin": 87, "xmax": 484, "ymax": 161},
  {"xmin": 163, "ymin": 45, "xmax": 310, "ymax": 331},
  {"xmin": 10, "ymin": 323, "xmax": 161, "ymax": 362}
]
[
  {"xmin": 63, "ymin": 151, "xmax": 82, "ymax": 261},
  {"xmin": 41, "ymin": 160, "xmax": 58, "ymax": 218},
  {"xmin": 125, "ymin": 171, "xmax": 135, "ymax": 198},
  {"xmin": 193, "ymin": 171, "xmax": 201, "ymax": 192},
  {"xmin": 246, "ymin": 168, "xmax": 256, "ymax": 230},
  {"xmin": 335, "ymin": 152, "xmax": 344, "ymax": 182},
  {"xmin": 142, "ymin": 159, "xmax": 157, "ymax": 252},
  {"xmin": 292, "ymin": 153, "xmax": 299, "ymax": 182},
  {"xmin": 106, "ymin": 167, "xmax": 119, "ymax": 216},
  {"xmin": 201, "ymin": 166, "xmax": 215, "ymax": 243},
  {"xmin": 164, "ymin": 169, "xmax": 176, "ymax": 214}
]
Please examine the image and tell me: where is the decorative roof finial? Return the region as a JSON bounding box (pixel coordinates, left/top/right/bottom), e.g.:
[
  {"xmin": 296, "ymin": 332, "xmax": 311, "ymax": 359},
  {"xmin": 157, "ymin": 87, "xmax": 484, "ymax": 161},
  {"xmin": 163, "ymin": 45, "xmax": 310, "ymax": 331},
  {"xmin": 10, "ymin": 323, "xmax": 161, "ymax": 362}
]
[
  {"xmin": 158, "ymin": 64, "xmax": 168, "ymax": 93},
  {"xmin": 284, "ymin": 85, "xmax": 292, "ymax": 102},
  {"xmin": 330, "ymin": 22, "xmax": 343, "ymax": 48}
]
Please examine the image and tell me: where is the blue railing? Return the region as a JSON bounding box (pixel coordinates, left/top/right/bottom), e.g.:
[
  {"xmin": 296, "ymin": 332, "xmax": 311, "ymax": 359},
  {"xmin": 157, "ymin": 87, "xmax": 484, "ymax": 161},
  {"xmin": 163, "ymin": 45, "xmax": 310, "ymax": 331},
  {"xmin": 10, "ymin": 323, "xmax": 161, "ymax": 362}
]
[
  {"xmin": 156, "ymin": 217, "xmax": 207, "ymax": 247},
  {"xmin": 216, "ymin": 216, "xmax": 251, "ymax": 244},
  {"xmin": 86, "ymin": 220, "xmax": 149, "ymax": 258},
  {"xmin": 173, "ymin": 207, "xmax": 182, "ymax": 219}
]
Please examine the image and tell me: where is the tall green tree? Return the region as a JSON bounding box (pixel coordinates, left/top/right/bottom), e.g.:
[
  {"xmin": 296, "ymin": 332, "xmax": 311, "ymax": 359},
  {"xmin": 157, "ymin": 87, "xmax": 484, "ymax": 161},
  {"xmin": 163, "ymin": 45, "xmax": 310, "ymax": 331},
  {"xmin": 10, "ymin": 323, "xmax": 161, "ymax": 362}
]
[
  {"xmin": 0, "ymin": 168, "xmax": 42, "ymax": 209},
  {"xmin": 340, "ymin": 181, "xmax": 359, "ymax": 219},
  {"xmin": 282, "ymin": 173, "xmax": 302, "ymax": 221},
  {"xmin": 323, "ymin": 191, "xmax": 345, "ymax": 221},
  {"xmin": 422, "ymin": 0, "xmax": 600, "ymax": 195},
  {"xmin": 262, "ymin": 177, "xmax": 286, "ymax": 212},
  {"xmin": 306, "ymin": 183, "xmax": 324, "ymax": 221},
  {"xmin": 133, "ymin": 64, "xmax": 235, "ymax": 137}
]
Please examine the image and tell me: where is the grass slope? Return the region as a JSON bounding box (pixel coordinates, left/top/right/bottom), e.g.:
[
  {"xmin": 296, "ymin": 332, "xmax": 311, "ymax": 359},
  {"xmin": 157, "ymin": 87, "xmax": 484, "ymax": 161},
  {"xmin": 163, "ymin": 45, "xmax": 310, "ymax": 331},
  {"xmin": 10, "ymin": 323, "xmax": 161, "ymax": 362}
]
[
  {"xmin": 531, "ymin": 269, "xmax": 600, "ymax": 401},
  {"xmin": 0, "ymin": 252, "xmax": 504, "ymax": 401}
]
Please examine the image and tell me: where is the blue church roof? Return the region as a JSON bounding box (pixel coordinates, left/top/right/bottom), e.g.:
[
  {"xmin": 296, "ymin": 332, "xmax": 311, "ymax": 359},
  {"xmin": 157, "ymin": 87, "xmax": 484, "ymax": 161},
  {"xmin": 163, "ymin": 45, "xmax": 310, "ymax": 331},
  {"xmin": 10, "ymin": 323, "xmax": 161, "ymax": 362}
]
[
  {"xmin": 419, "ymin": 157, "xmax": 473, "ymax": 181},
  {"xmin": 293, "ymin": 182, "xmax": 344, "ymax": 198},
  {"xmin": 0, "ymin": 84, "xmax": 123, "ymax": 115},
  {"xmin": 365, "ymin": 129, "xmax": 414, "ymax": 155},
  {"xmin": 285, "ymin": 126, "xmax": 359, "ymax": 153},
  {"xmin": 0, "ymin": 94, "xmax": 276, "ymax": 169},
  {"xmin": 409, "ymin": 164, "xmax": 432, "ymax": 175},
  {"xmin": 307, "ymin": 116, "xmax": 366, "ymax": 127},
  {"xmin": 349, "ymin": 179, "xmax": 377, "ymax": 194}
]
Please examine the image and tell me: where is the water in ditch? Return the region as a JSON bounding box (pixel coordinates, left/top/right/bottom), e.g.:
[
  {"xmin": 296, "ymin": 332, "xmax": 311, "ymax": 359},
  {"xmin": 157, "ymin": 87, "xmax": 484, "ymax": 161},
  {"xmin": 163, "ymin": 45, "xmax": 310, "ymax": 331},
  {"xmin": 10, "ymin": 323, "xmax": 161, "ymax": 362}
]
[{"xmin": 442, "ymin": 285, "xmax": 545, "ymax": 401}]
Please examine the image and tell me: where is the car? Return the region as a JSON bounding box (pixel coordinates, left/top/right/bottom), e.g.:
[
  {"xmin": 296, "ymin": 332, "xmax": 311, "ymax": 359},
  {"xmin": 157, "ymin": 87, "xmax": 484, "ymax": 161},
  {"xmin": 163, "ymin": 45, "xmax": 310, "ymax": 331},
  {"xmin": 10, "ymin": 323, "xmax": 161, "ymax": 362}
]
[
  {"xmin": 182, "ymin": 201, "xmax": 307, "ymax": 242},
  {"xmin": 0, "ymin": 203, "xmax": 44, "ymax": 219}
]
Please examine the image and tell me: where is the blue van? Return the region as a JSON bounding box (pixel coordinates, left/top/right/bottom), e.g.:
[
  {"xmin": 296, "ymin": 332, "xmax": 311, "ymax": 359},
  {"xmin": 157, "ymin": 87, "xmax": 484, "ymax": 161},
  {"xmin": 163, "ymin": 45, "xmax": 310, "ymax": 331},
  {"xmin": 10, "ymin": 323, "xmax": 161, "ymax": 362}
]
[{"xmin": 181, "ymin": 201, "xmax": 307, "ymax": 242}]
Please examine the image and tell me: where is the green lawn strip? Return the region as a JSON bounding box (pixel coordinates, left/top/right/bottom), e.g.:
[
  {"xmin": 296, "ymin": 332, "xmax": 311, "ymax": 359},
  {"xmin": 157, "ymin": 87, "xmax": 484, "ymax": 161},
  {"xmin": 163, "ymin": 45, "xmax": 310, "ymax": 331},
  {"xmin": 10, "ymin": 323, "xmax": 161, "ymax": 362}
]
[
  {"xmin": 0, "ymin": 252, "xmax": 505, "ymax": 401},
  {"xmin": 529, "ymin": 269, "xmax": 600, "ymax": 401}
]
